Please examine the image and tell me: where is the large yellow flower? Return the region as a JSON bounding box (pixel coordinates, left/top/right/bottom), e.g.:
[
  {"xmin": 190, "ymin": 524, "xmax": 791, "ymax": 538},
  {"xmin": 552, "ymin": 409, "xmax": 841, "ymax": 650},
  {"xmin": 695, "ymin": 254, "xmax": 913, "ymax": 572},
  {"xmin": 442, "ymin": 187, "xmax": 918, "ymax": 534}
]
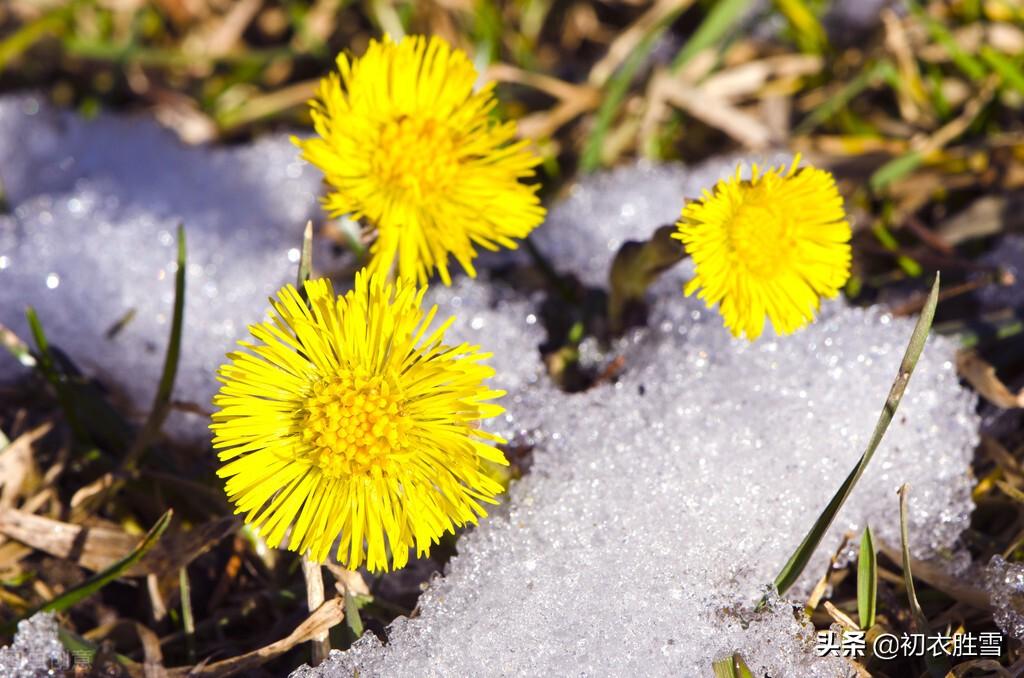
[
  {"xmin": 673, "ymin": 158, "xmax": 852, "ymax": 340},
  {"xmin": 210, "ymin": 271, "xmax": 508, "ymax": 572},
  {"xmin": 295, "ymin": 35, "xmax": 545, "ymax": 286}
]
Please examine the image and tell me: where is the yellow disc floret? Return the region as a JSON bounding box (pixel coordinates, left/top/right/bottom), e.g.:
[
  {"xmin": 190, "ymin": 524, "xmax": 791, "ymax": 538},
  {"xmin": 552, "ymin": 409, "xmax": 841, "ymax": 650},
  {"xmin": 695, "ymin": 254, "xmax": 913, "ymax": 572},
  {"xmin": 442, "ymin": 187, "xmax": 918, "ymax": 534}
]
[
  {"xmin": 302, "ymin": 369, "xmax": 410, "ymax": 479},
  {"xmin": 211, "ymin": 270, "xmax": 508, "ymax": 572}
]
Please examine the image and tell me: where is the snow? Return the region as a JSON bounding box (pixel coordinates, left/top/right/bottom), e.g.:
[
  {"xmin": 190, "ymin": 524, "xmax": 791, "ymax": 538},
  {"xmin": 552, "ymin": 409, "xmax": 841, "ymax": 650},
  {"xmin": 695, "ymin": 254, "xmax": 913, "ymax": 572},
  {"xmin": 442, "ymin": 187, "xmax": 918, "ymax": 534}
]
[
  {"xmin": 986, "ymin": 555, "xmax": 1024, "ymax": 640},
  {"xmin": 295, "ymin": 163, "xmax": 979, "ymax": 677},
  {"xmin": 0, "ymin": 97, "xmax": 981, "ymax": 678},
  {"xmin": 0, "ymin": 613, "xmax": 69, "ymax": 677},
  {"xmin": 0, "ymin": 94, "xmax": 338, "ymax": 440},
  {"xmin": 977, "ymin": 234, "xmax": 1024, "ymax": 311}
]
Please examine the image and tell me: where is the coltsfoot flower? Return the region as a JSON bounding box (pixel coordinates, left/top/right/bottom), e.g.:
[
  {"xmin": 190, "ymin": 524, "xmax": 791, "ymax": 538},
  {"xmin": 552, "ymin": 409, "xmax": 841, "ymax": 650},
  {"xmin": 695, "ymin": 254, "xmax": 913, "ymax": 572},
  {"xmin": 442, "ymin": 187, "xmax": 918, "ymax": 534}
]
[
  {"xmin": 295, "ymin": 35, "xmax": 545, "ymax": 286},
  {"xmin": 673, "ymin": 157, "xmax": 852, "ymax": 340},
  {"xmin": 211, "ymin": 271, "xmax": 508, "ymax": 571}
]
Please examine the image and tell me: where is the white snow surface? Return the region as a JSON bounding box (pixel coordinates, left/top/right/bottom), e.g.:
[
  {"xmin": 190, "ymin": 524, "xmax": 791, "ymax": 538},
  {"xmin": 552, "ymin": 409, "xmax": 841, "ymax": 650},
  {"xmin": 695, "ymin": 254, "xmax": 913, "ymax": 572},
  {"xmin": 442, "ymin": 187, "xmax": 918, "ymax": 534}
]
[
  {"xmin": 296, "ymin": 165, "xmax": 979, "ymax": 677},
  {"xmin": 0, "ymin": 94, "xmax": 328, "ymax": 439},
  {"xmin": 0, "ymin": 97, "xmax": 981, "ymax": 677},
  {"xmin": 0, "ymin": 613, "xmax": 69, "ymax": 677},
  {"xmin": 986, "ymin": 555, "xmax": 1024, "ymax": 641}
]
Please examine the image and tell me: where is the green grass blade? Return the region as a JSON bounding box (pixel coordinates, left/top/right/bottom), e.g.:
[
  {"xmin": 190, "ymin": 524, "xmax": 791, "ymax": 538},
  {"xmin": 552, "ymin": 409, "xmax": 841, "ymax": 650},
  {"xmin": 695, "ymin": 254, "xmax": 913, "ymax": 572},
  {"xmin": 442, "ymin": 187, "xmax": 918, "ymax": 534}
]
[
  {"xmin": 980, "ymin": 46, "xmax": 1024, "ymax": 95},
  {"xmin": 671, "ymin": 0, "xmax": 752, "ymax": 73},
  {"xmin": 712, "ymin": 653, "xmax": 754, "ymax": 678},
  {"xmin": 857, "ymin": 525, "xmax": 877, "ymax": 629},
  {"xmin": 0, "ymin": 6, "xmax": 69, "ymax": 72},
  {"xmin": 908, "ymin": 1, "xmax": 986, "ymax": 81},
  {"xmin": 2, "ymin": 510, "xmax": 173, "ymax": 635},
  {"xmin": 870, "ymin": 151, "xmax": 924, "ymax": 192},
  {"xmin": 297, "ymin": 220, "xmax": 314, "ymax": 289},
  {"xmin": 123, "ymin": 225, "xmax": 186, "ymax": 471},
  {"xmin": 180, "ymin": 565, "xmax": 196, "ymax": 663},
  {"xmin": 580, "ymin": 25, "xmax": 671, "ymax": 173},
  {"xmin": 25, "ymin": 307, "xmax": 87, "ymax": 441},
  {"xmin": 898, "ymin": 486, "xmax": 926, "ymax": 631},
  {"xmin": 796, "ymin": 60, "xmax": 895, "ymax": 134},
  {"xmin": 344, "ymin": 590, "xmax": 365, "ymax": 638},
  {"xmin": 770, "ymin": 273, "xmax": 940, "ymax": 599},
  {"xmin": 899, "ymin": 485, "xmax": 949, "ymax": 677},
  {"xmin": 772, "ymin": 0, "xmax": 827, "ymax": 54}
]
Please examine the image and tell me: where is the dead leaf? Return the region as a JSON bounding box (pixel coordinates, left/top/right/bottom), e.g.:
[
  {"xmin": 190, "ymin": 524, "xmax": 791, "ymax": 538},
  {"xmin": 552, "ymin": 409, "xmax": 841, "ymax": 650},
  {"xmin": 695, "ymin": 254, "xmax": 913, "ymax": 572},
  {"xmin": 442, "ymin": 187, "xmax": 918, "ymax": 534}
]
[
  {"xmin": 0, "ymin": 510, "xmax": 238, "ymax": 577},
  {"xmin": 956, "ymin": 349, "xmax": 1024, "ymax": 409},
  {"xmin": 324, "ymin": 561, "xmax": 370, "ymax": 597},
  {"xmin": 165, "ymin": 598, "xmax": 345, "ymax": 677},
  {"xmin": 0, "ymin": 423, "xmax": 49, "ymax": 508},
  {"xmin": 650, "ymin": 69, "xmax": 774, "ymax": 149}
]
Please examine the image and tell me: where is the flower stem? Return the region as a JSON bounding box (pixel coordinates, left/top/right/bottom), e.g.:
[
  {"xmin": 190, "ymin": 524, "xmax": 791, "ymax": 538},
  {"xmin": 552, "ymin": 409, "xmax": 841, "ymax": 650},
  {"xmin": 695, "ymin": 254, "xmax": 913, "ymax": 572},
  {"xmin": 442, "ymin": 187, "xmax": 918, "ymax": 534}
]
[{"xmin": 301, "ymin": 553, "xmax": 330, "ymax": 665}]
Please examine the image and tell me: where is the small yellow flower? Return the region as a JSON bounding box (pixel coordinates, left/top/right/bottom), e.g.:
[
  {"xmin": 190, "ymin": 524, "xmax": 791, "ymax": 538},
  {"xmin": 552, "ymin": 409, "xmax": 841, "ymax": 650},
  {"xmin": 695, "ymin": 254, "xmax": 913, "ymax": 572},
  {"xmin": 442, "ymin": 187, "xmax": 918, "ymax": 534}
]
[
  {"xmin": 673, "ymin": 157, "xmax": 852, "ymax": 340},
  {"xmin": 295, "ymin": 35, "xmax": 545, "ymax": 286},
  {"xmin": 211, "ymin": 271, "xmax": 508, "ymax": 571}
]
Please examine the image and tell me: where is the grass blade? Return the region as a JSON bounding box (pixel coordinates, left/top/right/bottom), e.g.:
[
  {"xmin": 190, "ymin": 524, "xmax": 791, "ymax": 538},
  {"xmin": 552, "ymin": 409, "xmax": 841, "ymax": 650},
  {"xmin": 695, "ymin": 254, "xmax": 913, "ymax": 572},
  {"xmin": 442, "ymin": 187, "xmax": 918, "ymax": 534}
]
[
  {"xmin": 297, "ymin": 220, "xmax": 314, "ymax": 289},
  {"xmin": 344, "ymin": 590, "xmax": 364, "ymax": 638},
  {"xmin": 773, "ymin": 0, "xmax": 827, "ymax": 54},
  {"xmin": 670, "ymin": 0, "xmax": 751, "ymax": 73},
  {"xmin": 769, "ymin": 273, "xmax": 940, "ymax": 599},
  {"xmin": 857, "ymin": 525, "xmax": 877, "ymax": 629},
  {"xmin": 870, "ymin": 151, "xmax": 924, "ymax": 192},
  {"xmin": 907, "ymin": 1, "xmax": 986, "ymax": 81},
  {"xmin": 580, "ymin": 21, "xmax": 675, "ymax": 172},
  {"xmin": 123, "ymin": 225, "xmax": 186, "ymax": 471},
  {"xmin": 899, "ymin": 484, "xmax": 950, "ymax": 677},
  {"xmin": 980, "ymin": 46, "xmax": 1024, "ymax": 95},
  {"xmin": 1, "ymin": 510, "xmax": 173, "ymax": 634},
  {"xmin": 712, "ymin": 653, "xmax": 754, "ymax": 678},
  {"xmin": 180, "ymin": 566, "xmax": 196, "ymax": 663},
  {"xmin": 898, "ymin": 486, "xmax": 926, "ymax": 631},
  {"xmin": 25, "ymin": 307, "xmax": 87, "ymax": 441}
]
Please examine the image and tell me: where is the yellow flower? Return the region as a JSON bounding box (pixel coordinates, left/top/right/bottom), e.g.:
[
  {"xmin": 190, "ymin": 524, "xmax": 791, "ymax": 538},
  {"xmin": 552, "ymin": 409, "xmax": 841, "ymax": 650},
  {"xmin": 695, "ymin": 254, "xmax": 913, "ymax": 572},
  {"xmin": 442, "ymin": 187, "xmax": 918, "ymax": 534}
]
[
  {"xmin": 295, "ymin": 35, "xmax": 545, "ymax": 286},
  {"xmin": 210, "ymin": 271, "xmax": 508, "ymax": 572},
  {"xmin": 673, "ymin": 157, "xmax": 852, "ymax": 340}
]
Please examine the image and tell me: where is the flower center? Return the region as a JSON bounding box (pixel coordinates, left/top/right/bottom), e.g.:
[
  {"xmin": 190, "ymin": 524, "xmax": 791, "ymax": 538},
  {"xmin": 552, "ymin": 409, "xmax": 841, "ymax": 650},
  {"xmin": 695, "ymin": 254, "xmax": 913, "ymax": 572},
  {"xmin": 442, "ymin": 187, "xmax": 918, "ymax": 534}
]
[
  {"xmin": 301, "ymin": 369, "xmax": 411, "ymax": 479},
  {"xmin": 374, "ymin": 116, "xmax": 460, "ymax": 203},
  {"xmin": 726, "ymin": 193, "xmax": 795, "ymax": 278}
]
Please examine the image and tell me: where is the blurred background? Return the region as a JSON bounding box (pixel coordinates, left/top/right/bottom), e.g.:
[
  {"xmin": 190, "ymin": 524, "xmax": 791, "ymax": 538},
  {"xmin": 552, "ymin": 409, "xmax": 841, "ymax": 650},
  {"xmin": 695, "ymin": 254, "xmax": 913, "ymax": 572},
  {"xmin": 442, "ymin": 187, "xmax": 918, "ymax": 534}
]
[{"xmin": 2, "ymin": 0, "xmax": 1023, "ymax": 308}]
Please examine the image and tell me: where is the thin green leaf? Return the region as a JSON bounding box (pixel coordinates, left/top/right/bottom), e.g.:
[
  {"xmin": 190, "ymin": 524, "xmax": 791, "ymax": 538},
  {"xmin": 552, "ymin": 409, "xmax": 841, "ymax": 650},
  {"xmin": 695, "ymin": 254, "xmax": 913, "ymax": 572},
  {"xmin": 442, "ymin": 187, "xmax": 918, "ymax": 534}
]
[
  {"xmin": 297, "ymin": 220, "xmax": 314, "ymax": 289},
  {"xmin": 671, "ymin": 0, "xmax": 752, "ymax": 72},
  {"xmin": 772, "ymin": 0, "xmax": 828, "ymax": 54},
  {"xmin": 180, "ymin": 565, "xmax": 196, "ymax": 663},
  {"xmin": 25, "ymin": 307, "xmax": 87, "ymax": 440},
  {"xmin": 57, "ymin": 628, "xmax": 139, "ymax": 673},
  {"xmin": 870, "ymin": 222, "xmax": 923, "ymax": 276},
  {"xmin": 898, "ymin": 486, "xmax": 926, "ymax": 630},
  {"xmin": 769, "ymin": 274, "xmax": 940, "ymax": 600},
  {"xmin": 0, "ymin": 6, "xmax": 69, "ymax": 72},
  {"xmin": 581, "ymin": 22, "xmax": 673, "ymax": 172},
  {"xmin": 899, "ymin": 485, "xmax": 950, "ymax": 677},
  {"xmin": 123, "ymin": 224, "xmax": 186, "ymax": 471},
  {"xmin": 908, "ymin": 1, "xmax": 986, "ymax": 81},
  {"xmin": 2, "ymin": 510, "xmax": 173, "ymax": 635},
  {"xmin": 980, "ymin": 46, "xmax": 1024, "ymax": 95},
  {"xmin": 857, "ymin": 525, "xmax": 877, "ymax": 629},
  {"xmin": 712, "ymin": 653, "xmax": 754, "ymax": 678},
  {"xmin": 796, "ymin": 60, "xmax": 895, "ymax": 134},
  {"xmin": 870, "ymin": 151, "xmax": 924, "ymax": 192},
  {"xmin": 344, "ymin": 590, "xmax": 365, "ymax": 638}
]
